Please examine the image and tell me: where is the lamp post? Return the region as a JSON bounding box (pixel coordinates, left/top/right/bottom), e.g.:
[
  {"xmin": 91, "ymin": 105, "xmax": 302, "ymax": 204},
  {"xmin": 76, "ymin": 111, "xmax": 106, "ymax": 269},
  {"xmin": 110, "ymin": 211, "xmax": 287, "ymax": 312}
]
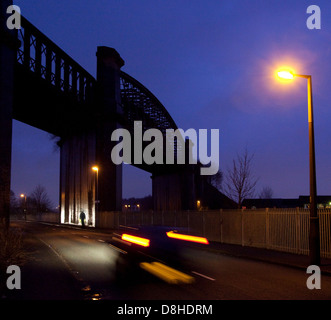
[
  {"xmin": 92, "ymin": 166, "xmax": 99, "ymax": 221},
  {"xmin": 277, "ymin": 70, "xmax": 320, "ymax": 265},
  {"xmin": 20, "ymin": 193, "xmax": 27, "ymax": 221}
]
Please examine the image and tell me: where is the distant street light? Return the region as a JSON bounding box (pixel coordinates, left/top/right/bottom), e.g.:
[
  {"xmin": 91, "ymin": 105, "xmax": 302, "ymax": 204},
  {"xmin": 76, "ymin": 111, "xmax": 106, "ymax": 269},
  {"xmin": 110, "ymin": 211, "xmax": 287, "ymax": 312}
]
[
  {"xmin": 20, "ymin": 193, "xmax": 27, "ymax": 220},
  {"xmin": 277, "ymin": 69, "xmax": 320, "ymax": 265}
]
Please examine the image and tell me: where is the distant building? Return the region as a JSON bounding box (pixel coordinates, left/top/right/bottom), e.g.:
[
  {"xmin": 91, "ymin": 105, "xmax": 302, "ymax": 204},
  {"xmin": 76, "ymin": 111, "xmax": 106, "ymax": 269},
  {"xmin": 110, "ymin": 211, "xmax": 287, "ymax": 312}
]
[
  {"xmin": 242, "ymin": 195, "xmax": 331, "ymax": 209},
  {"xmin": 298, "ymin": 196, "xmax": 331, "ymax": 209},
  {"xmin": 122, "ymin": 195, "xmax": 153, "ymax": 211}
]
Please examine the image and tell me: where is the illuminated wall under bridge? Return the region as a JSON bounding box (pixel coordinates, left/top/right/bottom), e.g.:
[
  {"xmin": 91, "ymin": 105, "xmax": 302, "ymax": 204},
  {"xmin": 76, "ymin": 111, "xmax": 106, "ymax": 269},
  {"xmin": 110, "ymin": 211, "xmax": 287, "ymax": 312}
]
[{"xmin": 60, "ymin": 131, "xmax": 97, "ymax": 226}]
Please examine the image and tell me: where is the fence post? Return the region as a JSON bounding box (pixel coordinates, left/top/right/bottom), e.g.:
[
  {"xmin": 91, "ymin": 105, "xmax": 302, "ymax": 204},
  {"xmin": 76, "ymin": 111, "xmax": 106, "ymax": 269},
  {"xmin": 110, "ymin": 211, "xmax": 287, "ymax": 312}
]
[
  {"xmin": 295, "ymin": 207, "xmax": 300, "ymax": 254},
  {"xmin": 203, "ymin": 211, "xmax": 205, "ymax": 237},
  {"xmin": 220, "ymin": 209, "xmax": 223, "ymax": 243},
  {"xmin": 187, "ymin": 211, "xmax": 190, "ymax": 233},
  {"xmin": 241, "ymin": 209, "xmax": 244, "ymax": 247},
  {"xmin": 265, "ymin": 208, "xmax": 269, "ymax": 249},
  {"xmin": 174, "ymin": 210, "xmax": 177, "ymax": 228}
]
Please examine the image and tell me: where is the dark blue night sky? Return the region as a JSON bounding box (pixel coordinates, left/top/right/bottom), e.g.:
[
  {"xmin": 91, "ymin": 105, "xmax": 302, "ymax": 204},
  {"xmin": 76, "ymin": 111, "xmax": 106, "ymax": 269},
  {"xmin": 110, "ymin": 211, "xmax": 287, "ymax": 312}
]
[{"xmin": 11, "ymin": 0, "xmax": 331, "ymax": 206}]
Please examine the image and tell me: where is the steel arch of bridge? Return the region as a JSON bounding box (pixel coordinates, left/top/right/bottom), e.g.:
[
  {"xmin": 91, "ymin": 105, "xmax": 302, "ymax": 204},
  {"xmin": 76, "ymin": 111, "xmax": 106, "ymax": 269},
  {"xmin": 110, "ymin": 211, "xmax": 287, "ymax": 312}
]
[{"xmin": 119, "ymin": 71, "xmax": 177, "ymax": 133}]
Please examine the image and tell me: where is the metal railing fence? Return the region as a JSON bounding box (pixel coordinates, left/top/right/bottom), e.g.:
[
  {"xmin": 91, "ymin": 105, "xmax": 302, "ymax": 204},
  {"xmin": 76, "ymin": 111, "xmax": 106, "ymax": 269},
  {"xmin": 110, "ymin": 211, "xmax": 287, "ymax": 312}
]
[{"xmin": 98, "ymin": 208, "xmax": 331, "ymax": 258}]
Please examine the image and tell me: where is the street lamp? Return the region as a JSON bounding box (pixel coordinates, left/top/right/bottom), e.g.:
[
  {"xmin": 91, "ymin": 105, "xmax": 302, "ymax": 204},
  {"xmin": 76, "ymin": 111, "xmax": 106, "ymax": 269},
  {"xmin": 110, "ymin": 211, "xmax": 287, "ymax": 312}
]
[
  {"xmin": 20, "ymin": 193, "xmax": 27, "ymax": 220},
  {"xmin": 277, "ymin": 69, "xmax": 320, "ymax": 265},
  {"xmin": 92, "ymin": 166, "xmax": 99, "ymax": 219},
  {"xmin": 277, "ymin": 70, "xmax": 295, "ymax": 80}
]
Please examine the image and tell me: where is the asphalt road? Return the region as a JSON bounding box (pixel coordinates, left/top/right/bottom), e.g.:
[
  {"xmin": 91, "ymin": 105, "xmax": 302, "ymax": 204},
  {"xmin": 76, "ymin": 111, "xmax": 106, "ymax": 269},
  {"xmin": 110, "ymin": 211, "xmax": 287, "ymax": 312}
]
[{"xmin": 4, "ymin": 221, "xmax": 331, "ymax": 301}]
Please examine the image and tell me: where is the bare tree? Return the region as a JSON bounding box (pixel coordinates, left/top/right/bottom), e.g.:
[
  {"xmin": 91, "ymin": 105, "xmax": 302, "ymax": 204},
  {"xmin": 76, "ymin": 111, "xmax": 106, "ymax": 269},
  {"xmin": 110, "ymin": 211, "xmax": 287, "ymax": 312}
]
[
  {"xmin": 10, "ymin": 190, "xmax": 18, "ymax": 211},
  {"xmin": 259, "ymin": 186, "xmax": 273, "ymax": 199},
  {"xmin": 30, "ymin": 185, "xmax": 53, "ymax": 213},
  {"xmin": 224, "ymin": 149, "xmax": 258, "ymax": 208}
]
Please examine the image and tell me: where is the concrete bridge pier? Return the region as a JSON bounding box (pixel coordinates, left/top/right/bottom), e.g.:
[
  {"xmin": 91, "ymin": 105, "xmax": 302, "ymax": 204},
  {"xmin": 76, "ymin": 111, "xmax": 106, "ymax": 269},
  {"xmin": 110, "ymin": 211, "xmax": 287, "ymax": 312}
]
[
  {"xmin": 60, "ymin": 47, "xmax": 124, "ymax": 226},
  {"xmin": 0, "ymin": 0, "xmax": 18, "ymax": 227},
  {"xmin": 95, "ymin": 46, "xmax": 125, "ymax": 220},
  {"xmin": 59, "ymin": 131, "xmax": 97, "ymax": 226},
  {"xmin": 152, "ymin": 140, "xmax": 197, "ymax": 211}
]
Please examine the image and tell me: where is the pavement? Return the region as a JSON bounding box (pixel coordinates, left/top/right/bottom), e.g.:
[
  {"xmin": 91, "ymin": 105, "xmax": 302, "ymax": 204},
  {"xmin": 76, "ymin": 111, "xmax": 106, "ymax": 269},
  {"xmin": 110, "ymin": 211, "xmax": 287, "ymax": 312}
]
[{"xmin": 197, "ymin": 241, "xmax": 331, "ymax": 276}]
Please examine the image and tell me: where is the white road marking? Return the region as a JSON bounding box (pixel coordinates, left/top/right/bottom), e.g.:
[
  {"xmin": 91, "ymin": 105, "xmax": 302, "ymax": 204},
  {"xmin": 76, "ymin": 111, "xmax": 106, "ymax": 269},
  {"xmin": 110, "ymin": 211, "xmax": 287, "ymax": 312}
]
[
  {"xmin": 191, "ymin": 271, "xmax": 215, "ymax": 281},
  {"xmin": 108, "ymin": 243, "xmax": 127, "ymax": 254}
]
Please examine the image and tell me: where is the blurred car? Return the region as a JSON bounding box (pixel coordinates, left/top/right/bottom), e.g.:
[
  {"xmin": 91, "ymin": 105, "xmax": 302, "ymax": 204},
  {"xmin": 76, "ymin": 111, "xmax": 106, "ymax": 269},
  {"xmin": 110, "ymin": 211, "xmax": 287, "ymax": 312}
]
[{"xmin": 111, "ymin": 225, "xmax": 209, "ymax": 284}]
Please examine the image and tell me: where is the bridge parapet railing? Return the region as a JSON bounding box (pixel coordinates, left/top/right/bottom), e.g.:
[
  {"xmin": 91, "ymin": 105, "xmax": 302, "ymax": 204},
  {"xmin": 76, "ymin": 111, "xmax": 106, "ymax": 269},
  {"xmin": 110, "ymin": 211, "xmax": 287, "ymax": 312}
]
[{"xmin": 16, "ymin": 16, "xmax": 96, "ymax": 103}]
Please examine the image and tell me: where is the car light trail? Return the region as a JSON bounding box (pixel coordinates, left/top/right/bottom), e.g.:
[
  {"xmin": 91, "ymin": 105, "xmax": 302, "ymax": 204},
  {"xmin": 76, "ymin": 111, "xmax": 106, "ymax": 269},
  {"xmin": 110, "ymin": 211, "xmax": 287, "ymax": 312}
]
[
  {"xmin": 166, "ymin": 231, "xmax": 209, "ymax": 244},
  {"xmin": 121, "ymin": 234, "xmax": 150, "ymax": 247},
  {"xmin": 140, "ymin": 262, "xmax": 194, "ymax": 284}
]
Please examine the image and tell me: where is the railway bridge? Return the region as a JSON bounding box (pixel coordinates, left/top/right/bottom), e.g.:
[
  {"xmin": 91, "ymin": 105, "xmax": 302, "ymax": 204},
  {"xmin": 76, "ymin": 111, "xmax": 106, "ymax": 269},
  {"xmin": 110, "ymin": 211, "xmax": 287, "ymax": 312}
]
[{"xmin": 0, "ymin": 1, "xmax": 200, "ymax": 227}]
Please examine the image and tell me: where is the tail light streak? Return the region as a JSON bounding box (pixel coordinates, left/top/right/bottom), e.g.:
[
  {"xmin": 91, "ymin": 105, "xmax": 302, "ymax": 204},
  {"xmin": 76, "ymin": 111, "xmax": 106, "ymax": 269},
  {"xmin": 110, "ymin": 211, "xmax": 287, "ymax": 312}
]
[
  {"xmin": 120, "ymin": 230, "xmax": 209, "ymax": 247},
  {"xmin": 121, "ymin": 234, "xmax": 150, "ymax": 247},
  {"xmin": 166, "ymin": 231, "xmax": 209, "ymax": 244}
]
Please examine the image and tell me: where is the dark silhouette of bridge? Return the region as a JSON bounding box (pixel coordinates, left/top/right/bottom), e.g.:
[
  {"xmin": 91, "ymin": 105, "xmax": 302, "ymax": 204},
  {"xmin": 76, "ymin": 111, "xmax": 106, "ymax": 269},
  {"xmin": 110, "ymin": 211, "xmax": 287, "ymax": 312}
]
[{"xmin": 1, "ymin": 1, "xmax": 216, "ymax": 227}]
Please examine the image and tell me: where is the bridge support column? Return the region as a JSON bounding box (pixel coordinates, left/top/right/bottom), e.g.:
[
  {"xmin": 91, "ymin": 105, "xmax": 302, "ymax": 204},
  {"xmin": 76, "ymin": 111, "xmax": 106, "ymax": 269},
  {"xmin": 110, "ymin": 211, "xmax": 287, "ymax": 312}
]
[
  {"xmin": 152, "ymin": 165, "xmax": 196, "ymax": 211},
  {"xmin": 152, "ymin": 139, "xmax": 197, "ymax": 211},
  {"xmin": 59, "ymin": 47, "xmax": 124, "ymax": 227},
  {"xmin": 95, "ymin": 47, "xmax": 125, "ymax": 220},
  {"xmin": 59, "ymin": 132, "xmax": 97, "ymax": 226},
  {"xmin": 0, "ymin": 0, "xmax": 19, "ymax": 227}
]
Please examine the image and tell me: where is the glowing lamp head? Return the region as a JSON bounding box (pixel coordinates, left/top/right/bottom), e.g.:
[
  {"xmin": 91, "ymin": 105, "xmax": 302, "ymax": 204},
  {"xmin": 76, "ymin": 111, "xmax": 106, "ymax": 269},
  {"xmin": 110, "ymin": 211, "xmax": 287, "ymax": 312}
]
[
  {"xmin": 92, "ymin": 166, "xmax": 99, "ymax": 172},
  {"xmin": 277, "ymin": 70, "xmax": 294, "ymax": 80}
]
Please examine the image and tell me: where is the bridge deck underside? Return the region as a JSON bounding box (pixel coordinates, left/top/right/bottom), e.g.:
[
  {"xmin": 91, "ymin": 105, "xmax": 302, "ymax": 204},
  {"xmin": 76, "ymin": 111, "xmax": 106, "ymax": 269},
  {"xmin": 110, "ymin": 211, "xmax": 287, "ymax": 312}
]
[
  {"xmin": 13, "ymin": 64, "xmax": 185, "ymax": 175},
  {"xmin": 13, "ymin": 63, "xmax": 95, "ymax": 137}
]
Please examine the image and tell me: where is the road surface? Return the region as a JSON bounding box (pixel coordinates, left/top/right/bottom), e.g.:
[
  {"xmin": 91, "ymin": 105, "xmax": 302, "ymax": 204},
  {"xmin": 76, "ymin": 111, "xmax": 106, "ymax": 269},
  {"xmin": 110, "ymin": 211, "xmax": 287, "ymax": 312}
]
[{"xmin": 4, "ymin": 221, "xmax": 331, "ymax": 301}]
